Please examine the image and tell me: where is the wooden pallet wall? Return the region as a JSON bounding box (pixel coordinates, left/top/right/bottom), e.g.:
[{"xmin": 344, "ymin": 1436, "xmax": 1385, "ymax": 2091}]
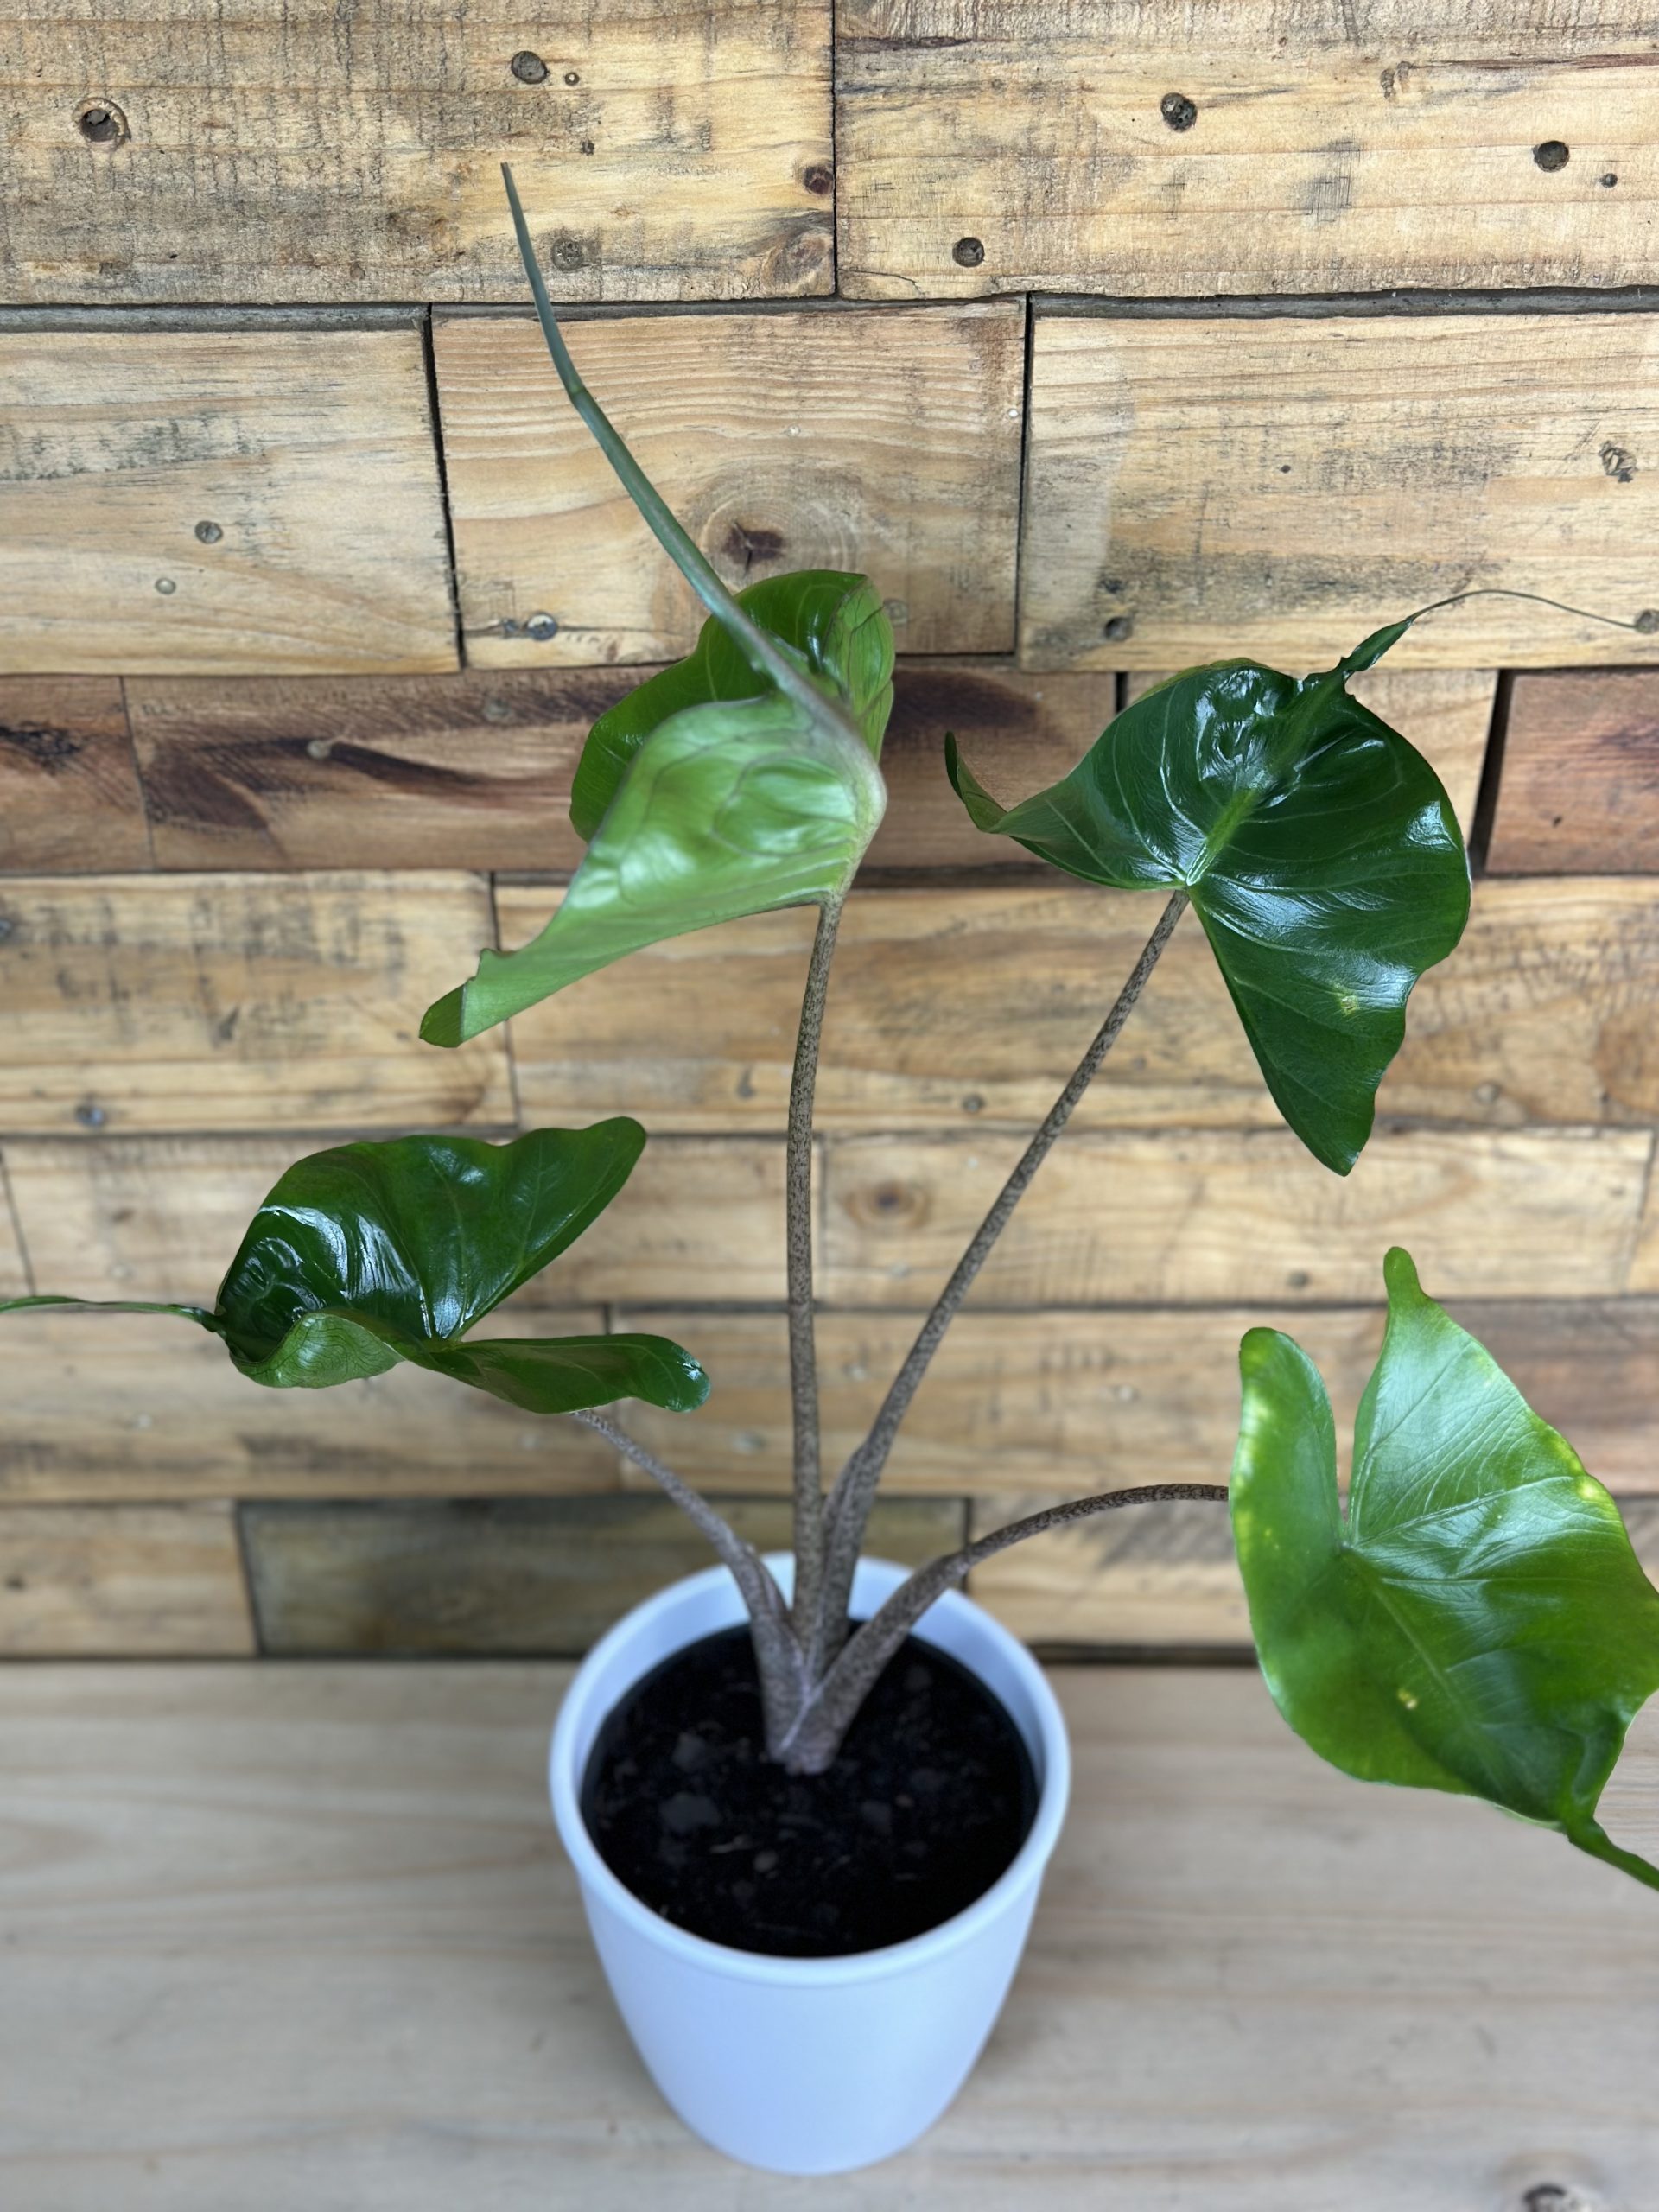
[{"xmin": 4, "ymin": 4, "xmax": 1659, "ymax": 1660}]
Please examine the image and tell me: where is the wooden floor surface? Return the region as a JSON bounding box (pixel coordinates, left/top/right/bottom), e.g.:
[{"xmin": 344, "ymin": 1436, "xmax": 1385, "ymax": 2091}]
[{"xmin": 2, "ymin": 1661, "xmax": 1656, "ymax": 2210}]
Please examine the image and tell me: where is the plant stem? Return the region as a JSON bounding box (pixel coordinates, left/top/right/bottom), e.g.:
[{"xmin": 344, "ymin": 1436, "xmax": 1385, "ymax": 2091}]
[
  {"xmin": 570, "ymin": 1409, "xmax": 806, "ymax": 1747},
  {"xmin": 813, "ymin": 888, "xmax": 1190, "ymax": 1656},
  {"xmin": 499, "ymin": 165, "xmax": 862, "ymax": 754},
  {"xmin": 785, "ymin": 895, "xmax": 843, "ymax": 1656},
  {"xmin": 779, "ymin": 1482, "xmax": 1230, "ymax": 1775}
]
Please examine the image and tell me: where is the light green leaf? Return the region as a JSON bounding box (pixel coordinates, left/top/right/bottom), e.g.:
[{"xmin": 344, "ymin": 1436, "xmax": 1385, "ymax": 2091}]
[
  {"xmin": 946, "ymin": 627, "xmax": 1470, "ymax": 1173},
  {"xmin": 571, "ymin": 570, "xmax": 894, "ymax": 840},
  {"xmin": 1232, "ymin": 1247, "xmax": 1659, "ymax": 1892},
  {"xmin": 422, "ymin": 690, "xmax": 885, "ymax": 1047}
]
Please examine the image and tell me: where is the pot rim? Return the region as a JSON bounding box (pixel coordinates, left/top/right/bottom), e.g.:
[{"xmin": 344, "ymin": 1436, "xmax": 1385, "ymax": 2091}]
[{"xmin": 550, "ymin": 1553, "xmax": 1071, "ymax": 1988}]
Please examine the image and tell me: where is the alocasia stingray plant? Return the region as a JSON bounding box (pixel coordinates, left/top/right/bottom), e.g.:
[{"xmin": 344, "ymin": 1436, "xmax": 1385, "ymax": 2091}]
[{"xmin": 6, "ymin": 166, "xmax": 1658, "ymax": 1891}]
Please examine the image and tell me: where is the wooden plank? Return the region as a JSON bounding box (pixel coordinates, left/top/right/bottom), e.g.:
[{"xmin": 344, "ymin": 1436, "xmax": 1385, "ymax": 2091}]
[
  {"xmin": 1020, "ymin": 311, "xmax": 1659, "ymax": 671},
  {"xmin": 822, "ymin": 1128, "xmax": 1651, "ymax": 1306},
  {"xmin": 837, "ymin": 5, "xmax": 1659, "ymax": 301},
  {"xmin": 507, "ymin": 875, "xmax": 1659, "ymax": 1135},
  {"xmin": 3, "ymin": 1662, "xmax": 1656, "ymax": 2209},
  {"xmin": 0, "ymin": 327, "xmax": 455, "ymax": 676},
  {"xmin": 1490, "ymin": 670, "xmax": 1659, "ymax": 874},
  {"xmin": 971, "ymin": 1494, "xmax": 1659, "ymax": 1657},
  {"xmin": 972, "ymin": 1494, "xmax": 1249, "ymax": 1652},
  {"xmin": 0, "ymin": 1309, "xmax": 620, "ymax": 1503},
  {"xmin": 0, "ymin": 1503, "xmax": 252, "ymax": 1656},
  {"xmin": 619, "ymin": 1299, "xmax": 1659, "ymax": 1503},
  {"xmin": 126, "ymin": 669, "xmax": 613, "ymax": 874},
  {"xmin": 0, "ymin": 1161, "xmax": 27, "ymax": 1300},
  {"xmin": 1126, "ymin": 667, "xmax": 1491, "ymax": 840},
  {"xmin": 0, "ymin": 3, "xmax": 831, "ymax": 304},
  {"xmin": 437, "ymin": 306, "xmax": 1025, "ymax": 666},
  {"xmin": 0, "ymin": 679, "xmax": 150, "ymax": 871},
  {"xmin": 241, "ymin": 1493, "xmax": 963, "ymax": 1656},
  {"xmin": 2, "ymin": 1135, "xmax": 785, "ymax": 1307},
  {"xmin": 0, "ymin": 873, "xmax": 512, "ymax": 1135},
  {"xmin": 124, "ymin": 658, "xmax": 1116, "ymax": 874}
]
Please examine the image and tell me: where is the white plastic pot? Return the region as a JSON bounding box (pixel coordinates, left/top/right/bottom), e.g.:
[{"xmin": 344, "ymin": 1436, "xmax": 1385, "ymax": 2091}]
[{"xmin": 549, "ymin": 1553, "xmax": 1071, "ymax": 2175}]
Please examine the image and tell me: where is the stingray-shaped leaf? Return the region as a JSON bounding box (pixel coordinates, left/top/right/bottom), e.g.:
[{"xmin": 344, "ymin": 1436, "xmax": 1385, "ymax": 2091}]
[
  {"xmin": 1231, "ymin": 1247, "xmax": 1659, "ymax": 1892},
  {"xmin": 0, "ymin": 1128, "xmax": 709, "ymax": 1418},
  {"xmin": 422, "ymin": 688, "xmax": 886, "ymax": 1047},
  {"xmin": 947, "ymin": 623, "xmax": 1470, "ymax": 1173},
  {"xmin": 570, "ymin": 570, "xmax": 894, "ymax": 840}
]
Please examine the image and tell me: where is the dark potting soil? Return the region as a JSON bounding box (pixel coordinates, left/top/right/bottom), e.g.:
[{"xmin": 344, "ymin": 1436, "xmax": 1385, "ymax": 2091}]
[{"xmin": 580, "ymin": 1624, "xmax": 1039, "ymax": 1958}]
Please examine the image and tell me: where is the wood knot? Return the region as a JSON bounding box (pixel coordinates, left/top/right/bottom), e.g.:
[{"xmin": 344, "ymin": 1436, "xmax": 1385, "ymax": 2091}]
[
  {"xmin": 852, "ymin": 1179, "xmax": 928, "ymax": 1230},
  {"xmin": 721, "ymin": 522, "xmax": 786, "ymax": 574}
]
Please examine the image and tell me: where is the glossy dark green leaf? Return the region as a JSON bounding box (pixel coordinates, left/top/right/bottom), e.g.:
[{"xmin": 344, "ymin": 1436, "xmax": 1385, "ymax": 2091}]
[
  {"xmin": 214, "ymin": 1125, "xmax": 645, "ymax": 1361},
  {"xmin": 423, "ymin": 689, "xmax": 887, "ymax": 1047},
  {"xmin": 946, "ymin": 625, "xmax": 1470, "ymax": 1173},
  {"xmin": 570, "ymin": 571, "xmax": 894, "ymax": 840},
  {"xmin": 1231, "ymin": 1246, "xmax": 1659, "ymax": 1893},
  {"xmin": 234, "ymin": 1310, "xmax": 709, "ymax": 1414},
  {"xmin": 2, "ymin": 1127, "xmax": 710, "ymax": 1419}
]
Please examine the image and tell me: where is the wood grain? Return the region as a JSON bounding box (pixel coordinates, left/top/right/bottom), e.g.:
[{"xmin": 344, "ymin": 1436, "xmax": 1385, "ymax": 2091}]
[
  {"xmin": 436, "ymin": 306, "xmax": 1026, "ymax": 666},
  {"xmin": 1020, "ymin": 311, "xmax": 1659, "ymax": 671},
  {"xmin": 0, "ymin": 679, "xmax": 150, "ymax": 871},
  {"xmin": 0, "ymin": 1503, "xmax": 252, "ymax": 1656},
  {"xmin": 1490, "ymin": 669, "xmax": 1659, "ymax": 874},
  {"xmin": 0, "ymin": 1308, "xmax": 620, "ymax": 1503},
  {"xmin": 0, "ymin": 327, "xmax": 456, "ymax": 675},
  {"xmin": 0, "ymin": 873, "xmax": 512, "ymax": 1135},
  {"xmin": 3, "ymin": 1661, "xmax": 1656, "ymax": 2208},
  {"xmin": 121, "ymin": 659, "xmax": 1122, "ymax": 874},
  {"xmin": 0, "ymin": 1160, "xmax": 28, "ymax": 1300},
  {"xmin": 837, "ymin": 3, "xmax": 1659, "ymax": 300},
  {"xmin": 1, "ymin": 1134, "xmax": 786, "ymax": 1307},
  {"xmin": 241, "ymin": 1493, "xmax": 963, "ymax": 1656},
  {"xmin": 126, "ymin": 668, "xmax": 632, "ymax": 873},
  {"xmin": 616, "ymin": 1298, "xmax": 1659, "ymax": 1503},
  {"xmin": 17, "ymin": 1127, "xmax": 1624, "ymax": 1314},
  {"xmin": 822, "ymin": 1127, "xmax": 1651, "ymax": 1306},
  {"xmin": 506, "ymin": 875, "xmax": 1659, "ymax": 1135},
  {"xmin": 0, "ymin": 3, "xmax": 831, "ymax": 303}
]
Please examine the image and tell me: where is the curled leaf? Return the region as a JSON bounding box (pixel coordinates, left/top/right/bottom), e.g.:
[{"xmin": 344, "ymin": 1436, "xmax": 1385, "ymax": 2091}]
[
  {"xmin": 571, "ymin": 570, "xmax": 893, "ymax": 840},
  {"xmin": 423, "ymin": 689, "xmax": 886, "ymax": 1047}
]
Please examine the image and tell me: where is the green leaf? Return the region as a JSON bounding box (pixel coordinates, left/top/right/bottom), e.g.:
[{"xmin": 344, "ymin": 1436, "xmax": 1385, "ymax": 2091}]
[
  {"xmin": 214, "ymin": 1124, "xmax": 647, "ymax": 1361},
  {"xmin": 946, "ymin": 633, "xmax": 1471, "ymax": 1173},
  {"xmin": 2, "ymin": 1126, "xmax": 710, "ymax": 1420},
  {"xmin": 423, "ymin": 689, "xmax": 886, "ymax": 1047},
  {"xmin": 1232, "ymin": 1247, "xmax": 1659, "ymax": 1893},
  {"xmin": 235, "ymin": 1309, "xmax": 709, "ymax": 1415},
  {"xmin": 571, "ymin": 571, "xmax": 894, "ymax": 840}
]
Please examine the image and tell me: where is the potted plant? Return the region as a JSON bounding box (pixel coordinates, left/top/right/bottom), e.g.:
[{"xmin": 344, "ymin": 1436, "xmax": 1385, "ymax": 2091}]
[{"xmin": 8, "ymin": 171, "xmax": 1659, "ymax": 2175}]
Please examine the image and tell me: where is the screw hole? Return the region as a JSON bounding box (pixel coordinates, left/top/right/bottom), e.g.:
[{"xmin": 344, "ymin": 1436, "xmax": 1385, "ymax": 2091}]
[
  {"xmin": 1103, "ymin": 614, "xmax": 1135, "ymax": 642},
  {"xmin": 76, "ymin": 99, "xmax": 128, "ymax": 146},
  {"xmin": 1160, "ymin": 92, "xmax": 1198, "ymax": 131},
  {"xmin": 1533, "ymin": 139, "xmax": 1570, "ymax": 172},
  {"xmin": 194, "ymin": 519, "xmax": 223, "ymax": 543},
  {"xmin": 952, "ymin": 235, "xmax": 985, "ymax": 268}
]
